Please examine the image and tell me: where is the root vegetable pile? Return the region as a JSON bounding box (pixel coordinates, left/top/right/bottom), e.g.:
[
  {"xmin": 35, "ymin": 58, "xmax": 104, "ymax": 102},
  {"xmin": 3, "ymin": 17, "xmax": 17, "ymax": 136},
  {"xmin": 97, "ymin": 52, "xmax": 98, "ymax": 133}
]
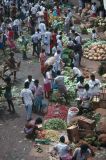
[{"xmin": 84, "ymin": 43, "xmax": 106, "ymax": 61}]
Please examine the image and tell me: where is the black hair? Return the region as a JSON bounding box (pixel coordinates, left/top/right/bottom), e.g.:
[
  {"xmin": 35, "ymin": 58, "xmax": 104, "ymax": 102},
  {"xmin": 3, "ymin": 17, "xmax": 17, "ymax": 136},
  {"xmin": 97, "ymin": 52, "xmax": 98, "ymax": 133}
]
[
  {"xmin": 90, "ymin": 74, "xmax": 95, "ymax": 79},
  {"xmin": 34, "ymin": 79, "xmax": 39, "ymax": 84},
  {"xmin": 24, "ymin": 81, "xmax": 29, "ymax": 88},
  {"xmin": 80, "ymin": 144, "xmax": 89, "ymax": 153},
  {"xmin": 4, "ymin": 76, "xmax": 11, "ymax": 83},
  {"xmin": 28, "ymin": 75, "xmax": 32, "ymax": 79},
  {"xmin": 60, "ymin": 136, "xmax": 65, "ymax": 143},
  {"xmin": 79, "ymin": 76, "xmax": 84, "ymax": 82},
  {"xmin": 92, "ymin": 29, "xmax": 96, "ymax": 33},
  {"xmin": 35, "ymin": 117, "xmax": 42, "ymax": 124},
  {"xmin": 84, "ymin": 84, "xmax": 89, "ymax": 90}
]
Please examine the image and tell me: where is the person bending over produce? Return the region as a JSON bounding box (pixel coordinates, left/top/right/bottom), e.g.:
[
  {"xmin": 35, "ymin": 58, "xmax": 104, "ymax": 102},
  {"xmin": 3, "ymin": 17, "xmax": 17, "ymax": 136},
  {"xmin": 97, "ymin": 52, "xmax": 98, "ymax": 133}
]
[
  {"xmin": 71, "ymin": 64, "xmax": 82, "ymax": 82},
  {"xmin": 52, "ymin": 136, "xmax": 72, "ymax": 160},
  {"xmin": 54, "ymin": 70, "xmax": 67, "ymax": 95},
  {"xmin": 72, "ymin": 144, "xmax": 92, "ymax": 160},
  {"xmin": 24, "ymin": 117, "xmax": 43, "ymax": 139}
]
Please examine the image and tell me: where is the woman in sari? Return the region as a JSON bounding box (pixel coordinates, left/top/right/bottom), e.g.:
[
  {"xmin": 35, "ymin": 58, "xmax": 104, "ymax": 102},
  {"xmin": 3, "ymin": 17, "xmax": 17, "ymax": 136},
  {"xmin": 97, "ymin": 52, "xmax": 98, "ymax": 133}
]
[
  {"xmin": 32, "ymin": 79, "xmax": 44, "ymax": 113},
  {"xmin": 39, "ymin": 49, "xmax": 47, "ymax": 74}
]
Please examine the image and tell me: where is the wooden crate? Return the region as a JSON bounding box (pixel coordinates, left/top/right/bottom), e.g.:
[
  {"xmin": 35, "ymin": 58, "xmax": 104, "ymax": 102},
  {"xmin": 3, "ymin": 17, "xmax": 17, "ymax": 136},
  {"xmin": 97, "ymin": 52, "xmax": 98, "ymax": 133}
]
[
  {"xmin": 67, "ymin": 125, "xmax": 79, "ymax": 143},
  {"xmin": 78, "ymin": 116, "xmax": 95, "ymax": 130}
]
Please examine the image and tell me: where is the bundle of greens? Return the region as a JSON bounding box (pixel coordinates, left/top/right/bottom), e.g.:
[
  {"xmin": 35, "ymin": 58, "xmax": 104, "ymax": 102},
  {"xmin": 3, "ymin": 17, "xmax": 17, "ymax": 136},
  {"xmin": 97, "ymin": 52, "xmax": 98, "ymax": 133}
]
[{"xmin": 44, "ymin": 118, "xmax": 67, "ymax": 130}]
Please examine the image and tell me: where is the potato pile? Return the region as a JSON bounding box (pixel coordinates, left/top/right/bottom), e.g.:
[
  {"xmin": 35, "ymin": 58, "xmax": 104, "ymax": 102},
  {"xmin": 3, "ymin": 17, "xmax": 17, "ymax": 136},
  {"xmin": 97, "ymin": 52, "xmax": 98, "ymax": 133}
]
[{"xmin": 84, "ymin": 44, "xmax": 106, "ymax": 61}]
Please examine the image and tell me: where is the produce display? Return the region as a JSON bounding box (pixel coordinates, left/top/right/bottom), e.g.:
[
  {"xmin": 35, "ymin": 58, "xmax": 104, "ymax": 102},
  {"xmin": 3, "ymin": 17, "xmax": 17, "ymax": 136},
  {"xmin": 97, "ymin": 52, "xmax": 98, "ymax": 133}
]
[
  {"xmin": 63, "ymin": 67, "xmax": 76, "ymax": 104},
  {"xmin": 49, "ymin": 15, "xmax": 64, "ymax": 30},
  {"xmin": 83, "ymin": 41, "xmax": 106, "ymax": 61},
  {"xmin": 44, "ymin": 118, "xmax": 67, "ymax": 130},
  {"xmin": 62, "ymin": 34, "xmax": 69, "ymax": 47},
  {"xmin": 62, "ymin": 48, "xmax": 72, "ymax": 65},
  {"xmin": 45, "ymin": 130, "xmax": 60, "ymax": 141},
  {"xmin": 45, "ymin": 104, "xmax": 68, "ymax": 120},
  {"xmin": 94, "ymin": 17, "xmax": 106, "ymax": 30}
]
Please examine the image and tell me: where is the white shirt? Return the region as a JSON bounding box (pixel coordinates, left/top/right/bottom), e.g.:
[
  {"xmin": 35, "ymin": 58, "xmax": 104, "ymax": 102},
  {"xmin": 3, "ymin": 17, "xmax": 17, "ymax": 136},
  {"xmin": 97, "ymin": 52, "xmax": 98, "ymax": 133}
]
[
  {"xmin": 13, "ymin": 19, "xmax": 20, "ymax": 26},
  {"xmin": 54, "ymin": 143, "xmax": 69, "ymax": 158},
  {"xmin": 92, "ymin": 33, "xmax": 97, "ymax": 40},
  {"xmin": 39, "ymin": 23, "xmax": 46, "ymax": 35},
  {"xmin": 44, "ymin": 31, "xmax": 51, "ymax": 44},
  {"xmin": 46, "ymin": 71, "xmax": 52, "ymax": 83},
  {"xmin": 31, "ymin": 6, "xmax": 36, "ymax": 14},
  {"xmin": 76, "ymin": 82, "xmax": 85, "ymax": 98},
  {"xmin": 25, "ymin": 79, "xmax": 35, "ymax": 91},
  {"xmin": 88, "ymin": 79, "xmax": 101, "ymax": 96},
  {"xmin": 73, "ymin": 67, "xmax": 82, "ymax": 77},
  {"xmin": 20, "ymin": 89, "xmax": 33, "ymax": 106},
  {"xmin": 75, "ymin": 35, "xmax": 81, "ymax": 44}
]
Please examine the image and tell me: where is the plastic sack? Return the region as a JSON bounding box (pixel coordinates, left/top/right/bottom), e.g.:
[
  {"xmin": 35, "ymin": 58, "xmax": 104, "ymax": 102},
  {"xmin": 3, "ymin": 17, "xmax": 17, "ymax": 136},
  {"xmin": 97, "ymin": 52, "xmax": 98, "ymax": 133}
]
[{"xmin": 67, "ymin": 107, "xmax": 79, "ymax": 125}]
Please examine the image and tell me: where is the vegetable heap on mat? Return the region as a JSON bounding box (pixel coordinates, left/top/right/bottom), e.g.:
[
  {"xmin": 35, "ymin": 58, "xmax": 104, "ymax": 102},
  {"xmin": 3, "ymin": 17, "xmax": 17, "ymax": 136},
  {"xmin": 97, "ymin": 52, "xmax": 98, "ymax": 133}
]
[
  {"xmin": 83, "ymin": 41, "xmax": 106, "ymax": 61},
  {"xmin": 44, "ymin": 118, "xmax": 67, "ymax": 130}
]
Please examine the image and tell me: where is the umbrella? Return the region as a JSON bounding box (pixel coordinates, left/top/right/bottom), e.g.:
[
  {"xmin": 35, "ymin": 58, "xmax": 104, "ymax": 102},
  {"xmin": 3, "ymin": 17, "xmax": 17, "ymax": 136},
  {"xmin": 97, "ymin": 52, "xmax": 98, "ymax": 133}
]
[{"xmin": 45, "ymin": 57, "xmax": 56, "ymax": 66}]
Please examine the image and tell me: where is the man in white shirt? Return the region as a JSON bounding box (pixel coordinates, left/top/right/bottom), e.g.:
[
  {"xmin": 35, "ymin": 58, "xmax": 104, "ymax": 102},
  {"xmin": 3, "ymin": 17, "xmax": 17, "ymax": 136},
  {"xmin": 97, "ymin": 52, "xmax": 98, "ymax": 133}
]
[
  {"xmin": 20, "ymin": 82, "xmax": 34, "ymax": 121},
  {"xmin": 75, "ymin": 32, "xmax": 82, "ymax": 44},
  {"xmin": 76, "ymin": 76, "xmax": 85, "ymax": 98},
  {"xmin": 38, "ymin": 21, "xmax": 46, "ymax": 36},
  {"xmin": 43, "ymin": 28, "xmax": 51, "ymax": 55},
  {"xmin": 25, "ymin": 75, "xmax": 35, "ymax": 91},
  {"xmin": 88, "ymin": 74, "xmax": 101, "ymax": 96},
  {"xmin": 31, "ymin": 4, "xmax": 36, "ymax": 15},
  {"xmin": 31, "ymin": 28, "xmax": 42, "ymax": 56},
  {"xmin": 57, "ymin": 36, "xmax": 63, "ymax": 55},
  {"xmin": 71, "ymin": 64, "xmax": 82, "ymax": 82}
]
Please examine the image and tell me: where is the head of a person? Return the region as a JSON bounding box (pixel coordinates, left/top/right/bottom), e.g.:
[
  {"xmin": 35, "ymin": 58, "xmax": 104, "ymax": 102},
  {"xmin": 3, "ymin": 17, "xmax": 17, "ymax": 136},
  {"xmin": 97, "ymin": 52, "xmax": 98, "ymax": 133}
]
[
  {"xmin": 79, "ymin": 76, "xmax": 84, "ymax": 83},
  {"xmin": 24, "ymin": 81, "xmax": 29, "ymax": 88},
  {"xmin": 71, "ymin": 29, "xmax": 75, "ymax": 34},
  {"xmin": 37, "ymin": 28, "xmax": 40, "ymax": 32},
  {"xmin": 34, "ymin": 79, "xmax": 39, "ymax": 87},
  {"xmin": 57, "ymin": 70, "xmax": 61, "ymax": 75},
  {"xmin": 49, "ymin": 65, "xmax": 53, "ymax": 70},
  {"xmin": 57, "ymin": 50, "xmax": 61, "ymax": 54},
  {"xmin": 75, "ymin": 32, "xmax": 79, "ymax": 37},
  {"xmin": 84, "ymin": 83, "xmax": 89, "ymax": 91},
  {"xmin": 28, "ymin": 75, "xmax": 32, "ymax": 82},
  {"xmin": 10, "ymin": 51, "xmax": 14, "ymax": 57},
  {"xmin": 90, "ymin": 74, "xmax": 95, "ymax": 81},
  {"xmin": 92, "ymin": 29, "xmax": 96, "ymax": 33},
  {"xmin": 42, "ymin": 48, "xmax": 45, "ymax": 53},
  {"xmin": 68, "ymin": 8, "xmax": 71, "ymax": 12},
  {"xmin": 60, "ymin": 136, "xmax": 65, "ymax": 143},
  {"xmin": 93, "ymin": 2, "xmax": 96, "ymax": 6},
  {"xmin": 80, "ymin": 144, "xmax": 89, "ymax": 154},
  {"xmin": 4, "ymin": 76, "xmax": 11, "ymax": 83},
  {"xmin": 69, "ymin": 37, "xmax": 72, "ymax": 41},
  {"xmin": 35, "ymin": 117, "xmax": 42, "ymax": 125},
  {"xmin": 59, "ymin": 36, "xmax": 62, "ymax": 40}
]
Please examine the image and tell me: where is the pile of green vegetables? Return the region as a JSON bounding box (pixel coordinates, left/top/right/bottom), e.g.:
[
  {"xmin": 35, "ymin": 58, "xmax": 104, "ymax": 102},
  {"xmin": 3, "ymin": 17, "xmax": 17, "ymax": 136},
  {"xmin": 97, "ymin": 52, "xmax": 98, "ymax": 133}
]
[
  {"xmin": 44, "ymin": 118, "xmax": 67, "ymax": 130},
  {"xmin": 62, "ymin": 48, "xmax": 72, "ymax": 66},
  {"xmin": 63, "ymin": 67, "xmax": 76, "ymax": 104}
]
